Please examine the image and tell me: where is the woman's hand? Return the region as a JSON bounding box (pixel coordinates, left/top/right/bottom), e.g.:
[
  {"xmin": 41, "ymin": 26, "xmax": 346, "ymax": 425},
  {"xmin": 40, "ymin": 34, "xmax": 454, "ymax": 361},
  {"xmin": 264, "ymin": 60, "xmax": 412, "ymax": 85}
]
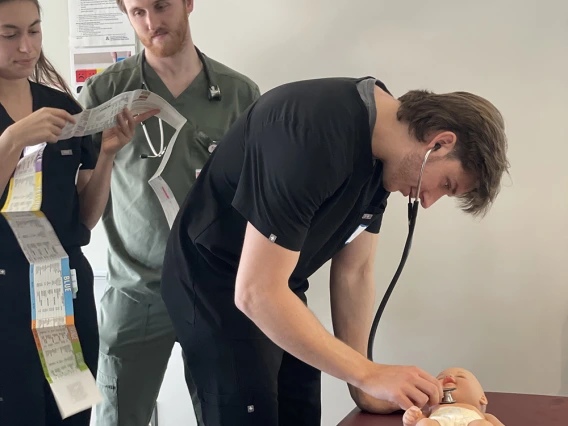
[{"xmin": 2, "ymin": 107, "xmax": 75, "ymax": 149}]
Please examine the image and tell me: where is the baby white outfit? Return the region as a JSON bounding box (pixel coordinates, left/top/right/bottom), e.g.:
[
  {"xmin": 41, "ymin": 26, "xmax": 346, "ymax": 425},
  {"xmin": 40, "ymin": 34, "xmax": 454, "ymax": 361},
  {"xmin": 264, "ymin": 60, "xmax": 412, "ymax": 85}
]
[{"xmin": 429, "ymin": 406, "xmax": 484, "ymax": 426}]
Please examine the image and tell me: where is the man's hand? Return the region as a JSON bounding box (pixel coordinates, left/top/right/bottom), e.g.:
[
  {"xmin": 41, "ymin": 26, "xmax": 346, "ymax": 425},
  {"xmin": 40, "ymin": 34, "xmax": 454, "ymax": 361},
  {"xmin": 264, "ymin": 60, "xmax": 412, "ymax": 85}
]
[
  {"xmin": 358, "ymin": 363, "xmax": 443, "ymax": 411},
  {"xmin": 100, "ymin": 108, "xmax": 159, "ymax": 156},
  {"xmin": 403, "ymin": 406, "xmax": 426, "ymax": 426}
]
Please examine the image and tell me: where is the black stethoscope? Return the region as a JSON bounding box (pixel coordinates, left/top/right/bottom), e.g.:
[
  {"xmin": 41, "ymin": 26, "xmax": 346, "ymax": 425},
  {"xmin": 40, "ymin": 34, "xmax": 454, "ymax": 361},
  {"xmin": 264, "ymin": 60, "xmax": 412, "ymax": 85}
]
[
  {"xmin": 139, "ymin": 47, "xmax": 221, "ymax": 159},
  {"xmin": 367, "ymin": 143, "xmax": 441, "ymax": 361},
  {"xmin": 368, "ymin": 143, "xmax": 460, "ymax": 406}
]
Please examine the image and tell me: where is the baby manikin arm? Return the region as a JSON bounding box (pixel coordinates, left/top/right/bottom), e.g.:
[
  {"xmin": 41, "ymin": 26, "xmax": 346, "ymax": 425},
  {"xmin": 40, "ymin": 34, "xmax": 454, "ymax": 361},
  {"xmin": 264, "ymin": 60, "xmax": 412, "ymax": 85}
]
[{"xmin": 402, "ymin": 406, "xmax": 428, "ymax": 426}]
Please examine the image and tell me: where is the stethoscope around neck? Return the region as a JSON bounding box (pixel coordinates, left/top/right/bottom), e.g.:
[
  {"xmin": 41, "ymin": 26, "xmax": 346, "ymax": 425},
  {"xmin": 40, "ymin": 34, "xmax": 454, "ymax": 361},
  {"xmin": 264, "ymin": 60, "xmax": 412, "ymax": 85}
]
[
  {"xmin": 139, "ymin": 47, "xmax": 221, "ymax": 159},
  {"xmin": 367, "ymin": 143, "xmax": 441, "ymax": 361}
]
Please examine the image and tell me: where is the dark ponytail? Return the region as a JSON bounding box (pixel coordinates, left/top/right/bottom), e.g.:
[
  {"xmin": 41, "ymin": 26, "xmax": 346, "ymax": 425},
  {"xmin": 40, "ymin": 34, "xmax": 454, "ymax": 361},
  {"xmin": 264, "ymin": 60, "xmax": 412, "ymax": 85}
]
[{"xmin": 32, "ymin": 50, "xmax": 76, "ymax": 100}]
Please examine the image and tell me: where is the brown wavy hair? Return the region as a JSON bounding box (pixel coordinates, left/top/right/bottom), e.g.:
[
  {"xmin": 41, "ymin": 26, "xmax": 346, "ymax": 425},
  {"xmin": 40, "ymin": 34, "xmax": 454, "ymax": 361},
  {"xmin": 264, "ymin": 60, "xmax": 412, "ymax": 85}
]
[
  {"xmin": 0, "ymin": 0, "xmax": 75, "ymax": 100},
  {"xmin": 116, "ymin": 0, "xmax": 186, "ymax": 13},
  {"xmin": 116, "ymin": 0, "xmax": 127, "ymax": 13},
  {"xmin": 397, "ymin": 90, "xmax": 510, "ymax": 217}
]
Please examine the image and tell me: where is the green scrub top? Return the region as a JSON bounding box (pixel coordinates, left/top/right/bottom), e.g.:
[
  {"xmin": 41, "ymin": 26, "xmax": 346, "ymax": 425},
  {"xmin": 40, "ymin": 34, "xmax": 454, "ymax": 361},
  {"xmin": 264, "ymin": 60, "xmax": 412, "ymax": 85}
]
[{"xmin": 79, "ymin": 50, "xmax": 260, "ymax": 300}]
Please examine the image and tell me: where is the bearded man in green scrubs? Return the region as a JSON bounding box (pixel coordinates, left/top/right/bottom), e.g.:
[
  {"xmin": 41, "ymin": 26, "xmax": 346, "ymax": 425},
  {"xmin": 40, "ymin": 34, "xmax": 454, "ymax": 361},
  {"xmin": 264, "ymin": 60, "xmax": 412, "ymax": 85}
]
[{"xmin": 79, "ymin": 1, "xmax": 259, "ymax": 425}]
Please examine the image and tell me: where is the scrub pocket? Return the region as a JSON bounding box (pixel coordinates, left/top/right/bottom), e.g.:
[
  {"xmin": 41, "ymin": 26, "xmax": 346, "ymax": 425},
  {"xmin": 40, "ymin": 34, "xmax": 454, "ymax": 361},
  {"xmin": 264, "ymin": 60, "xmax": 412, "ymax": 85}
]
[{"xmin": 95, "ymin": 353, "xmax": 121, "ymax": 426}]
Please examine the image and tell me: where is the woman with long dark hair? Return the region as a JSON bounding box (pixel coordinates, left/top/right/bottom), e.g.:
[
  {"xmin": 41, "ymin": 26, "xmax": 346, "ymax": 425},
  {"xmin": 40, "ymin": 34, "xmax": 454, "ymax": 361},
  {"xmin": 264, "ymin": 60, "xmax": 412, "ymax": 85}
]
[{"xmin": 0, "ymin": 1, "xmax": 156, "ymax": 425}]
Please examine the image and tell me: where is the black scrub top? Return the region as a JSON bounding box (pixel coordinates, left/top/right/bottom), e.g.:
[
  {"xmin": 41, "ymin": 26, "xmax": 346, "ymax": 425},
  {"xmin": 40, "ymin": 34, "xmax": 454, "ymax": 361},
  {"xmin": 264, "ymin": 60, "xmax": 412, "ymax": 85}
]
[
  {"xmin": 167, "ymin": 77, "xmax": 391, "ymax": 295},
  {"xmin": 0, "ymin": 82, "xmax": 97, "ymax": 257}
]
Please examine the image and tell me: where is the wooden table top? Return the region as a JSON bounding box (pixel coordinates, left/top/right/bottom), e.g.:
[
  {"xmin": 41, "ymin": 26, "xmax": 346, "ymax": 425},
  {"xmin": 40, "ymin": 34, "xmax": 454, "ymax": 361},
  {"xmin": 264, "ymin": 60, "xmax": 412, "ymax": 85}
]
[{"xmin": 337, "ymin": 392, "xmax": 568, "ymax": 425}]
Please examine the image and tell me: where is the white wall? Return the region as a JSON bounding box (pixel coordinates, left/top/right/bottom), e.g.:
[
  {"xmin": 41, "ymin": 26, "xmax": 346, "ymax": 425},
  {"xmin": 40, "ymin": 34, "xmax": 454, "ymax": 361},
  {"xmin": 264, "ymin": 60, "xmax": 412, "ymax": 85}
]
[{"xmin": 42, "ymin": 1, "xmax": 568, "ymax": 425}]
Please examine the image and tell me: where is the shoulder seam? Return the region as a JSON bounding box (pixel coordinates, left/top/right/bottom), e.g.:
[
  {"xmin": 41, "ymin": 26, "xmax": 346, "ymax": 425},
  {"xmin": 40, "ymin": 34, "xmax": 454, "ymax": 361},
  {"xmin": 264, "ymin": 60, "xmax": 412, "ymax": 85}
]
[{"xmin": 214, "ymin": 71, "xmax": 258, "ymax": 88}]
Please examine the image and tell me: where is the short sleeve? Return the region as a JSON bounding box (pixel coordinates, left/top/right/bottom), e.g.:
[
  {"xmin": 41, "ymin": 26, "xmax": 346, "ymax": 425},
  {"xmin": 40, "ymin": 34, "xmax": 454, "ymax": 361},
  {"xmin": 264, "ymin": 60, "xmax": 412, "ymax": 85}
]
[
  {"xmin": 79, "ymin": 135, "xmax": 97, "ymax": 170},
  {"xmin": 365, "ymin": 197, "xmax": 388, "ymax": 234},
  {"xmin": 231, "ymin": 121, "xmax": 350, "ymax": 252}
]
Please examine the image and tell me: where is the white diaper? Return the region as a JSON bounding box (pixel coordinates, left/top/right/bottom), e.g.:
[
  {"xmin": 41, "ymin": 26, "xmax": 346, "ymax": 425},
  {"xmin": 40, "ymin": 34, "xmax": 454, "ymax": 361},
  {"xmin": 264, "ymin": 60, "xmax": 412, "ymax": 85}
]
[{"xmin": 429, "ymin": 406, "xmax": 484, "ymax": 426}]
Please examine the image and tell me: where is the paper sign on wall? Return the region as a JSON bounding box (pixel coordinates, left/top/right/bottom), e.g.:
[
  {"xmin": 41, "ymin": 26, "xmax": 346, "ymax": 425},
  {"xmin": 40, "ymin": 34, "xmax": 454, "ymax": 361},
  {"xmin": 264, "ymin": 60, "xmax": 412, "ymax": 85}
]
[{"xmin": 68, "ymin": 0, "xmax": 136, "ymax": 48}]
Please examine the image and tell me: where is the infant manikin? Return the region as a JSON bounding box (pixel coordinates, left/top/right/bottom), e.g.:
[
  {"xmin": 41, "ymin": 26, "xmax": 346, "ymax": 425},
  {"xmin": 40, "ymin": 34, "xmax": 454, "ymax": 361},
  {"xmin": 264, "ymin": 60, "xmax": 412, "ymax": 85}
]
[{"xmin": 402, "ymin": 367, "xmax": 505, "ymax": 426}]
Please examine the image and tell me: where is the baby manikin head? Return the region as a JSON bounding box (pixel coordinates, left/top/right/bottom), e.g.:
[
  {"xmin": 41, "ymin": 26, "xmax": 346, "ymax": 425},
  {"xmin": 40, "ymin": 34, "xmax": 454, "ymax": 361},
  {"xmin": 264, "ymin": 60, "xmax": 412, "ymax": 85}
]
[{"xmin": 436, "ymin": 367, "xmax": 488, "ymax": 412}]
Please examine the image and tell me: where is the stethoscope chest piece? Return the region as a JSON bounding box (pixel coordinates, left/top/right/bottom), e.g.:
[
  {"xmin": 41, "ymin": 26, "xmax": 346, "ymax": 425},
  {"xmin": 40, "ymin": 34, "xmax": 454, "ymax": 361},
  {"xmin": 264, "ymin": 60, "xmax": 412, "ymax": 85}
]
[
  {"xmin": 208, "ymin": 85, "xmax": 221, "ymax": 101},
  {"xmin": 441, "ymin": 388, "xmax": 457, "ymax": 404}
]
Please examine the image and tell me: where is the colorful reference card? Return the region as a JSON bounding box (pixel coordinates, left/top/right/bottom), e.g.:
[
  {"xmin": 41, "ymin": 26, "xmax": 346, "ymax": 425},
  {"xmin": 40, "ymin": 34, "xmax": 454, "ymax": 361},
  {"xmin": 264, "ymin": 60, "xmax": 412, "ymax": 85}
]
[
  {"xmin": 1, "ymin": 144, "xmax": 101, "ymax": 418},
  {"xmin": 0, "ymin": 89, "xmax": 186, "ymax": 416}
]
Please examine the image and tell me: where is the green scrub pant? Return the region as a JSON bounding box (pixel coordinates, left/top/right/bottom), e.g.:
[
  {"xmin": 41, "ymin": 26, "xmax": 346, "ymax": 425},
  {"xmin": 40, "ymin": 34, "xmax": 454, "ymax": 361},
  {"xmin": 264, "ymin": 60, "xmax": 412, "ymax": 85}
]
[{"xmin": 94, "ymin": 285, "xmax": 203, "ymax": 426}]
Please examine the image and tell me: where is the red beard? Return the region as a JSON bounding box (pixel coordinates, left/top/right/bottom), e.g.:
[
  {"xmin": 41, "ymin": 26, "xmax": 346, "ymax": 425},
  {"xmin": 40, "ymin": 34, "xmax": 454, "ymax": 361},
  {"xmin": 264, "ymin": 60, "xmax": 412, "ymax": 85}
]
[{"xmin": 139, "ymin": 15, "xmax": 189, "ymax": 58}]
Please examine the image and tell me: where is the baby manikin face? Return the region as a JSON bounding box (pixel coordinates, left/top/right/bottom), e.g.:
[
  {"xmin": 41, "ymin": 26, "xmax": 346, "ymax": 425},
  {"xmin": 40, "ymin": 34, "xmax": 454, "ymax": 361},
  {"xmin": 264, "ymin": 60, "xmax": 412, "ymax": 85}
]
[{"xmin": 436, "ymin": 367, "xmax": 488, "ymax": 411}]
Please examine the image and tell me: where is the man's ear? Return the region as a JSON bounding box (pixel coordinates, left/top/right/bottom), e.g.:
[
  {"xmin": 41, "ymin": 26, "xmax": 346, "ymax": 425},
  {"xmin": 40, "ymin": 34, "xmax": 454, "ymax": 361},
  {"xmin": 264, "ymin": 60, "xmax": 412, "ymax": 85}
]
[
  {"xmin": 427, "ymin": 131, "xmax": 457, "ymax": 158},
  {"xmin": 186, "ymin": 0, "xmax": 194, "ymax": 14}
]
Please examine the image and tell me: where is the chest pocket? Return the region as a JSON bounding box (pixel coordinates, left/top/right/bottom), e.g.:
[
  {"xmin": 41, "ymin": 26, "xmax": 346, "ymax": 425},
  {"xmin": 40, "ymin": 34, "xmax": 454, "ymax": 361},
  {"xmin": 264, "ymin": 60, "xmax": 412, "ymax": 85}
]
[
  {"xmin": 45, "ymin": 141, "xmax": 82, "ymax": 186},
  {"xmin": 191, "ymin": 127, "xmax": 225, "ymax": 178},
  {"xmin": 345, "ymin": 213, "xmax": 375, "ymax": 244}
]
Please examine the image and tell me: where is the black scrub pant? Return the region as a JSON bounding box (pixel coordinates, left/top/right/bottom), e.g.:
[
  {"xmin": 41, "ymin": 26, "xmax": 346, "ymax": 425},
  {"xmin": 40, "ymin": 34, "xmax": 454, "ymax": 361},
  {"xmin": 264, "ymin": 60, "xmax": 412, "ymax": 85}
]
[
  {"xmin": 0, "ymin": 248, "xmax": 99, "ymax": 426},
  {"xmin": 162, "ymin": 246, "xmax": 322, "ymax": 426}
]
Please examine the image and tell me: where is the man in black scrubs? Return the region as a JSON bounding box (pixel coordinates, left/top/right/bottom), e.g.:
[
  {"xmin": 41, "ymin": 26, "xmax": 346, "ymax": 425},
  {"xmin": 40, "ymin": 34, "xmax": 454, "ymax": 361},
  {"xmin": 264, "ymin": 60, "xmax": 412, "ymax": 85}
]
[{"xmin": 161, "ymin": 77, "xmax": 509, "ymax": 425}]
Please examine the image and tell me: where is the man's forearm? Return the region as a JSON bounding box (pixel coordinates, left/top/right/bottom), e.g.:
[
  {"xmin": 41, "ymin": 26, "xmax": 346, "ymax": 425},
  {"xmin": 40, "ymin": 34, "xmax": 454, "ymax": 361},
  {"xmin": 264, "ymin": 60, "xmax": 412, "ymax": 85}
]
[
  {"xmin": 330, "ymin": 267, "xmax": 375, "ymax": 356},
  {"xmin": 78, "ymin": 151, "xmax": 115, "ymax": 230},
  {"xmin": 236, "ymin": 283, "xmax": 375, "ymax": 389},
  {"xmin": 330, "ymin": 263, "xmax": 400, "ymax": 414},
  {"xmin": 331, "ymin": 267, "xmax": 375, "ymax": 403}
]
